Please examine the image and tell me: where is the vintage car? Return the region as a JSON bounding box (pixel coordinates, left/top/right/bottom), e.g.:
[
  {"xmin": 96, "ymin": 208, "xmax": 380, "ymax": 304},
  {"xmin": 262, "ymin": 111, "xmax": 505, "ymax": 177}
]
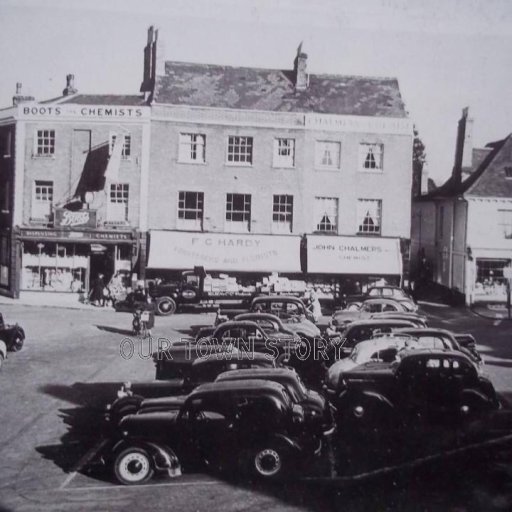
[
  {"xmin": 326, "ymin": 318, "xmax": 419, "ymax": 362},
  {"xmin": 215, "ymin": 368, "xmax": 335, "ymax": 434},
  {"xmin": 107, "ymin": 351, "xmax": 276, "ymax": 423},
  {"xmin": 394, "ymin": 327, "xmax": 483, "ymax": 367},
  {"xmin": 332, "ymin": 298, "xmax": 414, "ymax": 326},
  {"xmin": 0, "ymin": 340, "xmax": 7, "ymax": 370},
  {"xmin": 0, "ymin": 312, "xmax": 25, "ymax": 352},
  {"xmin": 333, "ymin": 349, "xmax": 499, "ymax": 430},
  {"xmin": 100, "ymin": 379, "xmax": 329, "ymax": 484},
  {"xmin": 368, "ymin": 312, "xmax": 428, "ymax": 327},
  {"xmin": 343, "ymin": 286, "xmax": 417, "ymax": 312}
]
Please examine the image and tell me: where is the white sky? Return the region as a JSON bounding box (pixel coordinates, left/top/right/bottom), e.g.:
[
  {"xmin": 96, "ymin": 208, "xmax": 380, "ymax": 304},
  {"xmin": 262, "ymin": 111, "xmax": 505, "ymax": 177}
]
[{"xmin": 1, "ymin": 0, "xmax": 511, "ymax": 183}]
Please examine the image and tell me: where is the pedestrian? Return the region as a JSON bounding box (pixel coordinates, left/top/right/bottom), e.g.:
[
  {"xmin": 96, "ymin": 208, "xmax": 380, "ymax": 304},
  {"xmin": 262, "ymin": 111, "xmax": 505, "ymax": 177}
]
[{"xmin": 89, "ymin": 273, "xmax": 106, "ymax": 306}]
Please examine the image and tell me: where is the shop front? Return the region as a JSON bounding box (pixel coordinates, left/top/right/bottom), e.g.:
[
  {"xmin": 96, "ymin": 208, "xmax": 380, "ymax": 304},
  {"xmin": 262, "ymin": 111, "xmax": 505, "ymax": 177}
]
[
  {"xmin": 472, "ymin": 256, "xmax": 512, "ymax": 303},
  {"xmin": 16, "ymin": 226, "xmax": 138, "ymax": 300},
  {"xmin": 305, "ymin": 235, "xmax": 403, "ymax": 304},
  {"xmin": 146, "ymin": 230, "xmax": 304, "ymax": 294}
]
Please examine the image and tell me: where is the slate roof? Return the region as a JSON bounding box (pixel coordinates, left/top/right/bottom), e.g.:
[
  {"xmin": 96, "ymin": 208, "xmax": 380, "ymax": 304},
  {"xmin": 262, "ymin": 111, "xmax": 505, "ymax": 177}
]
[
  {"xmin": 46, "ymin": 94, "xmax": 147, "ymax": 106},
  {"xmin": 421, "ymin": 135, "xmax": 512, "ymax": 199},
  {"xmin": 153, "ymin": 61, "xmax": 407, "ymax": 118}
]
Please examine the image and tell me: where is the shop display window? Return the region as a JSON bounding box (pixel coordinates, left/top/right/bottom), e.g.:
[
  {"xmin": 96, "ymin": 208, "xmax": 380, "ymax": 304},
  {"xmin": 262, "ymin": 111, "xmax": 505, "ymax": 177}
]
[{"xmin": 475, "ymin": 259, "xmax": 511, "ymax": 298}]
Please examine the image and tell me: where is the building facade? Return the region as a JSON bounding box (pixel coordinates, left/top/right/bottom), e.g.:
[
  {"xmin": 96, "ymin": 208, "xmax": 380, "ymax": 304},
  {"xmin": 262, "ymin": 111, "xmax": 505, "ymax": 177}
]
[
  {"xmin": 142, "ymin": 27, "xmax": 413, "ymax": 298},
  {"xmin": 412, "ymin": 108, "xmax": 512, "ymax": 304},
  {"xmin": 0, "ymin": 79, "xmax": 151, "ymax": 299},
  {"xmin": 0, "ymin": 26, "xmax": 414, "ymax": 303}
]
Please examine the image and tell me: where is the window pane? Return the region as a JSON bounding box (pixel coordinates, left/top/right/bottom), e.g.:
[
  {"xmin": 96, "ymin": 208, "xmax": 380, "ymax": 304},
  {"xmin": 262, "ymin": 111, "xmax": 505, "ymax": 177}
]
[
  {"xmin": 360, "ymin": 143, "xmax": 383, "ymax": 171},
  {"xmin": 227, "ymin": 136, "xmax": 253, "ymax": 164},
  {"xmin": 357, "ymin": 199, "xmax": 382, "ymax": 234},
  {"xmin": 315, "ymin": 141, "xmax": 340, "ymax": 168},
  {"xmin": 314, "ymin": 197, "xmax": 338, "ymax": 232}
]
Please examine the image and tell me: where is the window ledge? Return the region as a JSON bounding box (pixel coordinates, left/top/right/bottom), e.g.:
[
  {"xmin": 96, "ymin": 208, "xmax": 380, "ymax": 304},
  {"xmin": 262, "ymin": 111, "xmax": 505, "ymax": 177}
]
[
  {"xmin": 177, "ymin": 160, "xmax": 207, "ymax": 166},
  {"xmin": 32, "ymin": 154, "xmax": 55, "ymax": 160},
  {"xmin": 356, "ymin": 232, "xmax": 382, "ymax": 237},
  {"xmin": 272, "ymin": 165, "xmax": 295, "ymax": 170},
  {"xmin": 359, "ymin": 169, "xmax": 384, "ymax": 174},
  {"xmin": 0, "ymin": 210, "xmax": 10, "ymax": 214},
  {"xmin": 225, "ymin": 163, "xmax": 253, "ymax": 168},
  {"xmin": 315, "ymin": 167, "xmax": 341, "ymax": 173},
  {"xmin": 3, "ymin": 154, "xmax": 11, "ymax": 159}
]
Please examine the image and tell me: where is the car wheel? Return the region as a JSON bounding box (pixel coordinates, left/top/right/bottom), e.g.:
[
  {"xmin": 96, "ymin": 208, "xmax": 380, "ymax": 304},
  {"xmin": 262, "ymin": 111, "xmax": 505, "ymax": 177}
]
[
  {"xmin": 11, "ymin": 334, "xmax": 24, "ymax": 352},
  {"xmin": 114, "ymin": 447, "xmax": 154, "ymax": 485},
  {"xmin": 251, "ymin": 444, "xmax": 288, "ymax": 480},
  {"xmin": 156, "ymin": 297, "xmax": 177, "ymax": 316}
]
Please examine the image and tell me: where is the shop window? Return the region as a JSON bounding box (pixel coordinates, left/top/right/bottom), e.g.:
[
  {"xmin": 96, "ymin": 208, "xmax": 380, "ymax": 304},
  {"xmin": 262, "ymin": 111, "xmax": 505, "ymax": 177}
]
[
  {"xmin": 273, "ymin": 138, "xmax": 295, "ymax": 168},
  {"xmin": 314, "ymin": 197, "xmax": 338, "ymax": 233},
  {"xmin": 227, "ymin": 136, "xmax": 253, "ymax": 165},
  {"xmin": 110, "ymin": 133, "xmax": 131, "ymax": 159},
  {"xmin": 498, "ymin": 209, "xmax": 512, "ymax": 239},
  {"xmin": 357, "ymin": 199, "xmax": 382, "ymax": 235},
  {"xmin": 359, "ymin": 143, "xmax": 383, "ymax": 172},
  {"xmin": 272, "ymin": 195, "xmax": 293, "ymax": 233},
  {"xmin": 107, "ymin": 183, "xmax": 129, "ymax": 223},
  {"xmin": 0, "ymin": 235, "xmax": 10, "ymax": 287},
  {"xmin": 177, "ymin": 191, "xmax": 204, "ymax": 231},
  {"xmin": 35, "ymin": 129, "xmax": 55, "ymax": 156},
  {"xmin": 179, "ymin": 133, "xmax": 206, "ymax": 163},
  {"xmin": 504, "ymin": 167, "xmax": 512, "ymax": 179},
  {"xmin": 31, "ymin": 180, "xmax": 53, "ymax": 220},
  {"xmin": 225, "ymin": 193, "xmax": 251, "ymax": 232},
  {"xmin": 315, "ymin": 141, "xmax": 340, "ymax": 170}
]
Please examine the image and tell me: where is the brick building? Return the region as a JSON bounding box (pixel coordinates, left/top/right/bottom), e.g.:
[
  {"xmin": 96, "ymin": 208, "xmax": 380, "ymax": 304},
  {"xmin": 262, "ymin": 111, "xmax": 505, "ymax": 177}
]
[
  {"xmin": 142, "ymin": 27, "xmax": 413, "ymax": 298},
  {"xmin": 412, "ymin": 108, "xmax": 512, "ymax": 304},
  {"xmin": 0, "ymin": 78, "xmax": 150, "ymax": 299}
]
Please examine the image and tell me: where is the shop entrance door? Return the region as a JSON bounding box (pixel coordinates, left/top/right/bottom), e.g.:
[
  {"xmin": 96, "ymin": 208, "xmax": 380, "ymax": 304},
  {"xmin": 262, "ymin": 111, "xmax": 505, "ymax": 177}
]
[{"xmin": 89, "ymin": 247, "xmax": 115, "ymax": 288}]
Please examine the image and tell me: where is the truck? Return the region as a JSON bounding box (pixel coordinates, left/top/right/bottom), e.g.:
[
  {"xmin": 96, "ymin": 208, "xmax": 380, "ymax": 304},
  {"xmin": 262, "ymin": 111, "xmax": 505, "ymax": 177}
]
[{"xmin": 146, "ymin": 267, "xmax": 257, "ymax": 316}]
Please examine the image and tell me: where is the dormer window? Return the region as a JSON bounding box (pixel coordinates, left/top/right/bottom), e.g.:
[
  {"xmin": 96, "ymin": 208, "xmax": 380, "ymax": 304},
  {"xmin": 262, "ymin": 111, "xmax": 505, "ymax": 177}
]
[{"xmin": 505, "ymin": 167, "xmax": 512, "ymax": 179}]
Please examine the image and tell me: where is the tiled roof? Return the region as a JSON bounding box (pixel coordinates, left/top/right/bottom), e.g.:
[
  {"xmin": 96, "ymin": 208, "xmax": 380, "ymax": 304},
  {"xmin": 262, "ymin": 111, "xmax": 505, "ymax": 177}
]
[
  {"xmin": 421, "ymin": 135, "xmax": 512, "ymax": 199},
  {"xmin": 56, "ymin": 94, "xmax": 147, "ymax": 106},
  {"xmin": 153, "ymin": 61, "xmax": 407, "ymax": 118}
]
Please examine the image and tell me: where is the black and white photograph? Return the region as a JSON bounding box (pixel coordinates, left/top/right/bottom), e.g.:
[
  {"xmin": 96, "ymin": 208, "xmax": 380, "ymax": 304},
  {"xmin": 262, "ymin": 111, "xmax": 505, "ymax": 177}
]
[{"xmin": 0, "ymin": 0, "xmax": 512, "ymax": 510}]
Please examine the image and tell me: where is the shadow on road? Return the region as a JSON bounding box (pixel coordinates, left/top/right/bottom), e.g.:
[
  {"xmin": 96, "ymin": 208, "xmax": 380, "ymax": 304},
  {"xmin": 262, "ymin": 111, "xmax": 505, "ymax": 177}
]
[{"xmin": 96, "ymin": 324, "xmax": 134, "ymax": 336}]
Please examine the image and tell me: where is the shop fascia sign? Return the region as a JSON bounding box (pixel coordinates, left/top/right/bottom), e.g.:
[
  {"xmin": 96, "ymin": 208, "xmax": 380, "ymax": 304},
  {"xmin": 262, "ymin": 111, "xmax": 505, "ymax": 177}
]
[
  {"xmin": 17, "ymin": 104, "xmax": 150, "ymax": 120},
  {"xmin": 54, "ymin": 208, "xmax": 97, "ymax": 228},
  {"xmin": 19, "ymin": 228, "xmax": 132, "ymax": 242}
]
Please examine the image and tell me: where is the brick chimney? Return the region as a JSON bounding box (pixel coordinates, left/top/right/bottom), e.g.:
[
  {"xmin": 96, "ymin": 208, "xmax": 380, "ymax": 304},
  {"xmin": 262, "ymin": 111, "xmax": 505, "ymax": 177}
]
[
  {"xmin": 452, "ymin": 107, "xmax": 473, "ymax": 186},
  {"xmin": 141, "ymin": 26, "xmax": 165, "ymax": 100},
  {"xmin": 12, "ymin": 82, "xmax": 35, "ymax": 106},
  {"xmin": 62, "ymin": 74, "xmax": 77, "ymax": 96},
  {"xmin": 293, "ymin": 43, "xmax": 308, "ymax": 91}
]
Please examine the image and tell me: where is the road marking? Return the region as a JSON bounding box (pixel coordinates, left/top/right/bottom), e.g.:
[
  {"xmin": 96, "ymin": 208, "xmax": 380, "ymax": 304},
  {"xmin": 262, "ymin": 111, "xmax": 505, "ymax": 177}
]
[
  {"xmin": 60, "ymin": 479, "xmax": 221, "ymax": 492},
  {"xmin": 59, "ymin": 439, "xmax": 109, "ymax": 490}
]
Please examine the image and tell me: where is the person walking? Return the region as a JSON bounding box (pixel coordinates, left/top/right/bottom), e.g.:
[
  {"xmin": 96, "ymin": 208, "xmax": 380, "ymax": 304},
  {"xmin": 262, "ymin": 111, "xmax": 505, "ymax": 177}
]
[{"xmin": 89, "ymin": 273, "xmax": 106, "ymax": 306}]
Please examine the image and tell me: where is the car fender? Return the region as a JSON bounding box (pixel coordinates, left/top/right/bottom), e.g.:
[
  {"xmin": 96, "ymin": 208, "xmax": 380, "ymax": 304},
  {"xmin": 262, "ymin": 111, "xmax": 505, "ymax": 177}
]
[
  {"xmin": 112, "ymin": 440, "xmax": 182, "ymax": 475},
  {"xmin": 359, "ymin": 390, "xmax": 395, "ymax": 410},
  {"xmin": 460, "ymin": 388, "xmax": 495, "ymax": 408},
  {"xmin": 265, "ymin": 433, "xmax": 303, "ymax": 454}
]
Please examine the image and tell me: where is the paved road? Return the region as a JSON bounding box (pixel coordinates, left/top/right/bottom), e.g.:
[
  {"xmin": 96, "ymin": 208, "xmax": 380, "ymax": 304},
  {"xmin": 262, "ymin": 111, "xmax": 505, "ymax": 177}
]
[{"xmin": 0, "ymin": 302, "xmax": 511, "ymax": 512}]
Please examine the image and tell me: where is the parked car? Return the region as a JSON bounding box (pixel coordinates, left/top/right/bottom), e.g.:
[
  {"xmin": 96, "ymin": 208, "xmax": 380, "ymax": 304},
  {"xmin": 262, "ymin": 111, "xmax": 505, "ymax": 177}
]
[
  {"xmin": 326, "ymin": 318, "xmax": 419, "ymax": 362},
  {"xmin": 332, "ymin": 298, "xmax": 413, "ymax": 327},
  {"xmin": 369, "ymin": 312, "xmax": 428, "ymax": 327},
  {"xmin": 0, "ymin": 312, "xmax": 25, "ymax": 352},
  {"xmin": 394, "ymin": 327, "xmax": 483, "ymax": 368},
  {"xmin": 325, "ymin": 335, "xmax": 416, "ymax": 395},
  {"xmin": 0, "ymin": 340, "xmax": 7, "ymax": 370},
  {"xmin": 333, "ymin": 349, "xmax": 499, "ymax": 430},
  {"xmin": 100, "ymin": 379, "xmax": 329, "ymax": 484},
  {"xmin": 215, "ymin": 367, "xmax": 334, "ymax": 434},
  {"xmin": 343, "ymin": 286, "xmax": 417, "ymax": 312},
  {"xmin": 108, "ymin": 351, "xmax": 276, "ymax": 423}
]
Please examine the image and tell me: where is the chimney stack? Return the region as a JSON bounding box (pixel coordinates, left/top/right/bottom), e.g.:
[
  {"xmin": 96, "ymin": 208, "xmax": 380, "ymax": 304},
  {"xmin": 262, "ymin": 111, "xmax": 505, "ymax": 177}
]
[
  {"xmin": 12, "ymin": 82, "xmax": 35, "ymax": 106},
  {"xmin": 452, "ymin": 107, "xmax": 473, "ymax": 185},
  {"xmin": 141, "ymin": 25, "xmax": 165, "ymax": 100},
  {"xmin": 62, "ymin": 74, "xmax": 77, "ymax": 96},
  {"xmin": 293, "ymin": 43, "xmax": 308, "ymax": 91}
]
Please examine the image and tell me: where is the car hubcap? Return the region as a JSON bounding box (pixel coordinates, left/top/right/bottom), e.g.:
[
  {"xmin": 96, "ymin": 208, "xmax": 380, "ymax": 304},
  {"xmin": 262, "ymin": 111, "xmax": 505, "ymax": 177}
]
[
  {"xmin": 119, "ymin": 453, "xmax": 150, "ymax": 482},
  {"xmin": 255, "ymin": 449, "xmax": 281, "ymax": 476},
  {"xmin": 354, "ymin": 405, "xmax": 364, "ymax": 418}
]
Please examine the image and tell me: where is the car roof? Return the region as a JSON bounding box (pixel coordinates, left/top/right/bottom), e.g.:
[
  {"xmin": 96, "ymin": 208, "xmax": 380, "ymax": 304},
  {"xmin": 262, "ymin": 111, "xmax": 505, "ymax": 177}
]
[
  {"xmin": 216, "ymin": 368, "xmax": 296, "ymax": 381},
  {"xmin": 252, "ymin": 295, "xmax": 305, "ymax": 305},
  {"xmin": 190, "ymin": 379, "xmax": 288, "ymax": 397},
  {"xmin": 362, "ymin": 297, "xmax": 405, "ymax": 304},
  {"xmin": 214, "ymin": 320, "xmax": 264, "ymax": 331},
  {"xmin": 395, "ymin": 327, "xmax": 454, "ymax": 336},
  {"xmin": 193, "ymin": 351, "xmax": 274, "ymax": 365},
  {"xmin": 369, "ymin": 285, "xmax": 403, "ymax": 290},
  {"xmin": 400, "ymin": 348, "xmax": 470, "ymax": 361},
  {"xmin": 234, "ymin": 312, "xmax": 283, "ymax": 324},
  {"xmin": 343, "ymin": 319, "xmax": 416, "ymax": 328}
]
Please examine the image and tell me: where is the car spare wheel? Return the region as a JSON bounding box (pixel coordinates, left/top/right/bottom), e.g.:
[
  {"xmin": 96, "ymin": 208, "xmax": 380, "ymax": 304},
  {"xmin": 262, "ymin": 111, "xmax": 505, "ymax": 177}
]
[
  {"xmin": 114, "ymin": 447, "xmax": 154, "ymax": 485},
  {"xmin": 252, "ymin": 445, "xmax": 287, "ymax": 480},
  {"xmin": 156, "ymin": 296, "xmax": 177, "ymax": 316}
]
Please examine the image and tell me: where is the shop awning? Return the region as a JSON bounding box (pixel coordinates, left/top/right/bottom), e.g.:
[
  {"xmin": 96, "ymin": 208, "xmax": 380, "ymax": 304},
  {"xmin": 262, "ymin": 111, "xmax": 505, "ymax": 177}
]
[
  {"xmin": 306, "ymin": 235, "xmax": 402, "ymax": 275},
  {"xmin": 147, "ymin": 231, "xmax": 302, "ymax": 273}
]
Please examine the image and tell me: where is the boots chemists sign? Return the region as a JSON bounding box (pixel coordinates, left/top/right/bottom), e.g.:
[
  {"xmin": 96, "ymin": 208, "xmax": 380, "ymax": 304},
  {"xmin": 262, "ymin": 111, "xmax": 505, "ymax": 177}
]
[
  {"xmin": 307, "ymin": 235, "xmax": 402, "ymax": 275},
  {"xmin": 147, "ymin": 231, "xmax": 301, "ymax": 273}
]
